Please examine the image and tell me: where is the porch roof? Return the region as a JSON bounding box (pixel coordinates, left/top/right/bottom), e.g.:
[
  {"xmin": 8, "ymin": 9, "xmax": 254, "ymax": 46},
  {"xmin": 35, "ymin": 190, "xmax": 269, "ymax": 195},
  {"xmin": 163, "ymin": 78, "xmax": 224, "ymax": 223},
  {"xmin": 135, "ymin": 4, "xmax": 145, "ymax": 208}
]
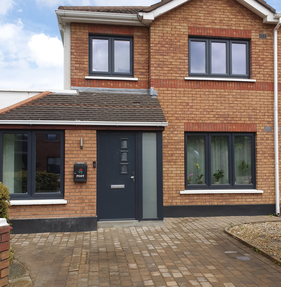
[{"xmin": 0, "ymin": 91, "xmax": 167, "ymax": 126}]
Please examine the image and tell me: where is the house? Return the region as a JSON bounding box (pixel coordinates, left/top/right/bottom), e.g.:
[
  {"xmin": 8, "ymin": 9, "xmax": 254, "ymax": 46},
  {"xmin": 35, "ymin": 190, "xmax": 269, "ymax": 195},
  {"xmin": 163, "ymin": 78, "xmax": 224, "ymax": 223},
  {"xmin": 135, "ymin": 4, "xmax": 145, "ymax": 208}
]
[{"xmin": 0, "ymin": 0, "xmax": 281, "ymax": 233}]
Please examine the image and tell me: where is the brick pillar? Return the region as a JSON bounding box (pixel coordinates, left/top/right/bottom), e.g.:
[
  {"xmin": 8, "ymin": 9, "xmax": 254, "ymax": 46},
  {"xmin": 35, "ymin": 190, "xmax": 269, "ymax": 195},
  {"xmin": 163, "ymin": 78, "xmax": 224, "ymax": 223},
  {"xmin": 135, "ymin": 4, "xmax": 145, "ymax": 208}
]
[{"xmin": 0, "ymin": 219, "xmax": 10, "ymax": 287}]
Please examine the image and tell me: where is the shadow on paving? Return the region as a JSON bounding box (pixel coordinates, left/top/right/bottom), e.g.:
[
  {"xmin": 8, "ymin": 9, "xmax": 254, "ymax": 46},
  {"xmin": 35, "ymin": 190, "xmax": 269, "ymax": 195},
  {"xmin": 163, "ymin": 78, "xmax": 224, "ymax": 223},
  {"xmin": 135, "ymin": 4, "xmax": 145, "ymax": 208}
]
[
  {"xmin": 9, "ymin": 260, "xmax": 33, "ymax": 286},
  {"xmin": 10, "ymin": 216, "xmax": 281, "ymax": 287}
]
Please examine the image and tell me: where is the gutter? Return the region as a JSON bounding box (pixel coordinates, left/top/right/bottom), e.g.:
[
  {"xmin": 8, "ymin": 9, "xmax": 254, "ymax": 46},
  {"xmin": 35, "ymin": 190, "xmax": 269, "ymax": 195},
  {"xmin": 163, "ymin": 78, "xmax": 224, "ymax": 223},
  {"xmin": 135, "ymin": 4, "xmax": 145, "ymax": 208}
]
[
  {"xmin": 274, "ymin": 18, "xmax": 281, "ymax": 216},
  {"xmin": 0, "ymin": 120, "xmax": 168, "ymax": 127}
]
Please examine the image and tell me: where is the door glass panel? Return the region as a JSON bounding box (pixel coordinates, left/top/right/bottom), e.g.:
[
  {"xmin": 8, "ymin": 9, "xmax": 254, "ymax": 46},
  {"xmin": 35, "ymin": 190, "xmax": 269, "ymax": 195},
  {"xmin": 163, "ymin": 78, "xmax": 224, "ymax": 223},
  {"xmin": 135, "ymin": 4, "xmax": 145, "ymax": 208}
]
[
  {"xmin": 234, "ymin": 136, "xmax": 252, "ymax": 184},
  {"xmin": 121, "ymin": 152, "xmax": 128, "ymax": 162},
  {"xmin": 211, "ymin": 136, "xmax": 229, "ymax": 184},
  {"xmin": 142, "ymin": 133, "xmax": 157, "ymax": 219},
  {"xmin": 186, "ymin": 136, "xmax": 205, "ymax": 184},
  {"xmin": 3, "ymin": 134, "xmax": 28, "ymax": 194},
  {"xmin": 211, "ymin": 42, "xmax": 226, "ymax": 74},
  {"xmin": 190, "ymin": 41, "xmax": 206, "ymax": 74},
  {"xmin": 121, "ymin": 163, "xmax": 128, "ymax": 174},
  {"xmin": 121, "ymin": 139, "xmax": 128, "ymax": 149},
  {"xmin": 232, "ymin": 43, "xmax": 247, "ymax": 75},
  {"xmin": 35, "ymin": 133, "xmax": 61, "ymax": 193},
  {"xmin": 114, "ymin": 40, "xmax": 130, "ymax": 74},
  {"xmin": 92, "ymin": 39, "xmax": 108, "ymax": 72}
]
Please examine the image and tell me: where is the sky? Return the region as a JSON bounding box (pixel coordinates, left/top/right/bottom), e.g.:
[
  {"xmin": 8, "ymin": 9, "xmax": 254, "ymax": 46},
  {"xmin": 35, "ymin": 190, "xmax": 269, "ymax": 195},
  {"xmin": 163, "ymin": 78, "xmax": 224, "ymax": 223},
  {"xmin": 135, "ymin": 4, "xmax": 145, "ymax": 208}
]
[{"xmin": 0, "ymin": 0, "xmax": 280, "ymax": 91}]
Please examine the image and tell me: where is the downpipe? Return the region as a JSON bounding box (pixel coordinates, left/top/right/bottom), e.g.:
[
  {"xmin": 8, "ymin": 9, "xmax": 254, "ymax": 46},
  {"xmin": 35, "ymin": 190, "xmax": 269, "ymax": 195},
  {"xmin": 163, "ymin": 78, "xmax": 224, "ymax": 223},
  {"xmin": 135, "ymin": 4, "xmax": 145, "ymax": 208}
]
[{"xmin": 274, "ymin": 18, "xmax": 281, "ymax": 216}]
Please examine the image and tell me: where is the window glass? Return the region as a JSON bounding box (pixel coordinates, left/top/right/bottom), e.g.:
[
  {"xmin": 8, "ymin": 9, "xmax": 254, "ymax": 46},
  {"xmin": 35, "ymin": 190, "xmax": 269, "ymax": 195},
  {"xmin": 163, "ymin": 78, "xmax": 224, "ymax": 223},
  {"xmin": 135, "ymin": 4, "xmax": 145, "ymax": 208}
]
[
  {"xmin": 189, "ymin": 38, "xmax": 249, "ymax": 78},
  {"xmin": 190, "ymin": 41, "xmax": 206, "ymax": 74},
  {"xmin": 232, "ymin": 43, "xmax": 247, "ymax": 75},
  {"xmin": 234, "ymin": 136, "xmax": 252, "ymax": 184},
  {"xmin": 92, "ymin": 39, "xmax": 108, "ymax": 72},
  {"xmin": 3, "ymin": 134, "xmax": 28, "ymax": 194},
  {"xmin": 114, "ymin": 40, "xmax": 130, "ymax": 74},
  {"xmin": 186, "ymin": 136, "xmax": 205, "ymax": 184},
  {"xmin": 211, "ymin": 136, "xmax": 229, "ymax": 184},
  {"xmin": 211, "ymin": 42, "xmax": 226, "ymax": 74},
  {"xmin": 142, "ymin": 133, "xmax": 157, "ymax": 219},
  {"xmin": 35, "ymin": 133, "xmax": 61, "ymax": 193}
]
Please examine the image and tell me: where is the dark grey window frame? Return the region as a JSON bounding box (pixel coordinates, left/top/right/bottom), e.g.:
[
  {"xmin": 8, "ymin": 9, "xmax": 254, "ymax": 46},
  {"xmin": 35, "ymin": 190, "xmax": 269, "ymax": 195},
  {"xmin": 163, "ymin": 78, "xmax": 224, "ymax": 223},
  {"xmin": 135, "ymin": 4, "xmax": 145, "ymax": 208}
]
[
  {"xmin": 0, "ymin": 130, "xmax": 64, "ymax": 200},
  {"xmin": 89, "ymin": 35, "xmax": 134, "ymax": 77},
  {"xmin": 185, "ymin": 133, "xmax": 256, "ymax": 189},
  {"xmin": 189, "ymin": 38, "xmax": 250, "ymax": 78}
]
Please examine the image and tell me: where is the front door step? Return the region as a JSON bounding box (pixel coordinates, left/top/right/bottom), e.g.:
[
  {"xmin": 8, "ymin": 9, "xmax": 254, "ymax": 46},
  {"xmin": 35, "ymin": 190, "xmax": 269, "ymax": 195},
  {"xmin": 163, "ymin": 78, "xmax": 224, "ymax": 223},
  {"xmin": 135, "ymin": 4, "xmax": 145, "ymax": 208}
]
[{"xmin": 97, "ymin": 220, "xmax": 165, "ymax": 229}]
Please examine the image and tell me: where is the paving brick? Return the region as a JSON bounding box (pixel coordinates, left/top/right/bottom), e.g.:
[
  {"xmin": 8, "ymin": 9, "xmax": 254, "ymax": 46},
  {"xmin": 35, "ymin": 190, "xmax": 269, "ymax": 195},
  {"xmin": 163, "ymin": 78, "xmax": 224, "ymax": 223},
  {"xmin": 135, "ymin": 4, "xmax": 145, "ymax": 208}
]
[{"xmin": 9, "ymin": 216, "xmax": 281, "ymax": 286}]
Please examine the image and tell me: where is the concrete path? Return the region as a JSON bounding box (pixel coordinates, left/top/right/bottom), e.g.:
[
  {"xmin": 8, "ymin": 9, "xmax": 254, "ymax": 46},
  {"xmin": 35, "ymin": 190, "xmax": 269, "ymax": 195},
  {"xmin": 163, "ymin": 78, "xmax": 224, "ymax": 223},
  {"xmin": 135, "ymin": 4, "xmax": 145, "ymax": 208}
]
[{"xmin": 10, "ymin": 216, "xmax": 281, "ymax": 287}]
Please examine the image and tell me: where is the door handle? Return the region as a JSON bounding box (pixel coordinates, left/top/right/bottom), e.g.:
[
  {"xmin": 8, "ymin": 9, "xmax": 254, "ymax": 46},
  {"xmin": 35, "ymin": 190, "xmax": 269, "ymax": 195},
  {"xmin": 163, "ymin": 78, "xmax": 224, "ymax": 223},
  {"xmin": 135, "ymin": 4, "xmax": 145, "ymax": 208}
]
[{"xmin": 131, "ymin": 172, "xmax": 135, "ymax": 182}]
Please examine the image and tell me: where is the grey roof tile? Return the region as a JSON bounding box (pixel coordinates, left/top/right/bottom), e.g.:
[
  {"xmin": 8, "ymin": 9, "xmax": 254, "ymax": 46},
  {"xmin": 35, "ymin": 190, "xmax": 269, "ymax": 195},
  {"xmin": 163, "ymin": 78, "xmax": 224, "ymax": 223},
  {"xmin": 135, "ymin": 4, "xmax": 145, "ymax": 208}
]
[
  {"xmin": 58, "ymin": 0, "xmax": 276, "ymax": 14},
  {"xmin": 0, "ymin": 91, "xmax": 166, "ymax": 124}
]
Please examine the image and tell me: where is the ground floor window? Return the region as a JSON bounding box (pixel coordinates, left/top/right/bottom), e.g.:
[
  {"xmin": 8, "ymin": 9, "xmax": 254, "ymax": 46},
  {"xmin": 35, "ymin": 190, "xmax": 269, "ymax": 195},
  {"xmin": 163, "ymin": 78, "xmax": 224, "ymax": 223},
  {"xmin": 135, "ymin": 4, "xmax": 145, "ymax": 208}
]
[
  {"xmin": 185, "ymin": 133, "xmax": 255, "ymax": 189},
  {"xmin": 0, "ymin": 130, "xmax": 64, "ymax": 199}
]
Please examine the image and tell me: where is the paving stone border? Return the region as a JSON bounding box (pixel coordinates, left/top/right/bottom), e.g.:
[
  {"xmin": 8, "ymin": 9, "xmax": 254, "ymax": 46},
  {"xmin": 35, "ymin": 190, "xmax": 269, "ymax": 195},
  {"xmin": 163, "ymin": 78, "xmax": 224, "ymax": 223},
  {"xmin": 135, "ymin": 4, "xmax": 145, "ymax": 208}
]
[{"xmin": 224, "ymin": 224, "xmax": 281, "ymax": 266}]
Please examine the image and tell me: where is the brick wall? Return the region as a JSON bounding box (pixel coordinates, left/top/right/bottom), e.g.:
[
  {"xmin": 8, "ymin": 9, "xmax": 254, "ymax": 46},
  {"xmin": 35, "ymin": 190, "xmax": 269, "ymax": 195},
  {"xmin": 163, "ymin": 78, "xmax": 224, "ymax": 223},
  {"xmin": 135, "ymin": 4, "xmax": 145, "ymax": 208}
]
[
  {"xmin": 71, "ymin": 23, "xmax": 149, "ymax": 89},
  {"xmin": 0, "ymin": 223, "xmax": 10, "ymax": 287},
  {"xmin": 148, "ymin": 0, "xmax": 281, "ymax": 207},
  {"xmin": 10, "ymin": 129, "xmax": 97, "ymax": 219}
]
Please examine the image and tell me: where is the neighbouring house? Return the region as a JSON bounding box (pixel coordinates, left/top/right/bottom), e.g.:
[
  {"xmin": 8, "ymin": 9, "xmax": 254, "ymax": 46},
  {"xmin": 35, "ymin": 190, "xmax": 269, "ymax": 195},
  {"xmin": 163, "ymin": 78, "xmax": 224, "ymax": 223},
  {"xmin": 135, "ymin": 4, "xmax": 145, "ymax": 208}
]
[{"xmin": 0, "ymin": 0, "xmax": 281, "ymax": 233}]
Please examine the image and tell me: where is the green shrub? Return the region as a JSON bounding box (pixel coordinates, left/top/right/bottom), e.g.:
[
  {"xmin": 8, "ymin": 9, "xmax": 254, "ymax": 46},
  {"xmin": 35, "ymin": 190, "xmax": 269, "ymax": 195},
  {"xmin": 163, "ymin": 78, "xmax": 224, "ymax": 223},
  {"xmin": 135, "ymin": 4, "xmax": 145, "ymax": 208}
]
[{"xmin": 0, "ymin": 182, "xmax": 10, "ymax": 224}]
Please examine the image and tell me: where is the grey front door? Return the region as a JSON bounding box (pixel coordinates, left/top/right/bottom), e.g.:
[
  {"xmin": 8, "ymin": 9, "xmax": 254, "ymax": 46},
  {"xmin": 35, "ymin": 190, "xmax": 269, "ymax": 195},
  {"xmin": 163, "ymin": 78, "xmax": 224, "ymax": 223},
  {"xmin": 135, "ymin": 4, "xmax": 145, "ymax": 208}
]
[{"xmin": 97, "ymin": 131, "xmax": 136, "ymax": 220}]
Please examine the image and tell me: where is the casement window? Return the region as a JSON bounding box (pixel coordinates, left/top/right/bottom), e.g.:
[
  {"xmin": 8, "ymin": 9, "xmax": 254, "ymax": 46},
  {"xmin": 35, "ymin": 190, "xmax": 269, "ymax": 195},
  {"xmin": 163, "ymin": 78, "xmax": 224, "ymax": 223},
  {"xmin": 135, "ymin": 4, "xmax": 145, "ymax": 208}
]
[
  {"xmin": 0, "ymin": 131, "xmax": 64, "ymax": 199},
  {"xmin": 185, "ymin": 133, "xmax": 255, "ymax": 189},
  {"xmin": 89, "ymin": 35, "xmax": 133, "ymax": 77},
  {"xmin": 189, "ymin": 38, "xmax": 250, "ymax": 78}
]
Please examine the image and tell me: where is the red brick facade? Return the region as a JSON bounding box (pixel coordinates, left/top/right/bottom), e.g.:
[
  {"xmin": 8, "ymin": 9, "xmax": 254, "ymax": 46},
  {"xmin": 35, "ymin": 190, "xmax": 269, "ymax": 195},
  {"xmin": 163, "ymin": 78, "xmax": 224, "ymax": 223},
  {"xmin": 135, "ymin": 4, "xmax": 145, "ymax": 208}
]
[
  {"xmin": 0, "ymin": 225, "xmax": 9, "ymax": 287},
  {"xmin": 71, "ymin": 23, "xmax": 149, "ymax": 89},
  {"xmin": 8, "ymin": 0, "xmax": 281, "ymax": 222},
  {"xmin": 10, "ymin": 130, "xmax": 97, "ymax": 219}
]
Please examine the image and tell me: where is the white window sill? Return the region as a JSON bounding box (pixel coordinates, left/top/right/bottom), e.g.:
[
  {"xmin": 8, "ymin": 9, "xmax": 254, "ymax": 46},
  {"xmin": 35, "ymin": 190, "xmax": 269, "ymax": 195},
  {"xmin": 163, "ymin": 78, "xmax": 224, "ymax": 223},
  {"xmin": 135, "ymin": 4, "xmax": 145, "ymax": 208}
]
[
  {"xmin": 85, "ymin": 76, "xmax": 138, "ymax": 81},
  {"xmin": 180, "ymin": 189, "xmax": 263, "ymax": 195},
  {"xmin": 10, "ymin": 199, "xmax": 68, "ymax": 206},
  {"xmin": 185, "ymin": 77, "xmax": 256, "ymax": 83}
]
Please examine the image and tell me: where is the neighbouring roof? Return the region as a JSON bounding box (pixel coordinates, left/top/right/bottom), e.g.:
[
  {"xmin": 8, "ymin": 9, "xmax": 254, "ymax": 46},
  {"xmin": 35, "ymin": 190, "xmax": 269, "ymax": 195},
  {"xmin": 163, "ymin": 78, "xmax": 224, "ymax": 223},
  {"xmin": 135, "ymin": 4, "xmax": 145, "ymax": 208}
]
[
  {"xmin": 57, "ymin": 6, "xmax": 147, "ymax": 14},
  {"xmin": 58, "ymin": 0, "xmax": 276, "ymax": 14},
  {"xmin": 0, "ymin": 91, "xmax": 166, "ymax": 124}
]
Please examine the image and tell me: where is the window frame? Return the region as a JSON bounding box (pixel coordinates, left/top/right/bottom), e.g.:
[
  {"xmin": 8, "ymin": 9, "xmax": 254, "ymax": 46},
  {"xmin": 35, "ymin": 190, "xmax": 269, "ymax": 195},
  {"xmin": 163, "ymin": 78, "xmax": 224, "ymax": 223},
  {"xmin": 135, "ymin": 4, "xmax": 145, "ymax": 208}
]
[
  {"xmin": 89, "ymin": 35, "xmax": 134, "ymax": 77},
  {"xmin": 0, "ymin": 130, "xmax": 64, "ymax": 200},
  {"xmin": 185, "ymin": 133, "xmax": 256, "ymax": 190},
  {"xmin": 188, "ymin": 38, "xmax": 250, "ymax": 79}
]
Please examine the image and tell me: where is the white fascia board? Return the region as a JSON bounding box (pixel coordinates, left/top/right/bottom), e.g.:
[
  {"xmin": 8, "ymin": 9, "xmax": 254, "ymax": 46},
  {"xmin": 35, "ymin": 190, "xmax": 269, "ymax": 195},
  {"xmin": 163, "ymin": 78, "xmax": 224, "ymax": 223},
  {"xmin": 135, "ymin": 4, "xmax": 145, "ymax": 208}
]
[
  {"xmin": 55, "ymin": 10, "xmax": 144, "ymax": 27},
  {"xmin": 140, "ymin": 0, "xmax": 189, "ymax": 21},
  {"xmin": 236, "ymin": 0, "xmax": 278, "ymax": 23},
  {"xmin": 0, "ymin": 120, "xmax": 168, "ymax": 127}
]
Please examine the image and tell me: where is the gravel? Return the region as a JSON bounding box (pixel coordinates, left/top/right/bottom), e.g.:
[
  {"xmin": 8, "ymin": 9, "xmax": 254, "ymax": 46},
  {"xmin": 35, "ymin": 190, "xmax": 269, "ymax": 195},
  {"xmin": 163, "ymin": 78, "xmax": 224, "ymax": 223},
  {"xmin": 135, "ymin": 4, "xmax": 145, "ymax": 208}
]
[{"xmin": 227, "ymin": 221, "xmax": 281, "ymax": 262}]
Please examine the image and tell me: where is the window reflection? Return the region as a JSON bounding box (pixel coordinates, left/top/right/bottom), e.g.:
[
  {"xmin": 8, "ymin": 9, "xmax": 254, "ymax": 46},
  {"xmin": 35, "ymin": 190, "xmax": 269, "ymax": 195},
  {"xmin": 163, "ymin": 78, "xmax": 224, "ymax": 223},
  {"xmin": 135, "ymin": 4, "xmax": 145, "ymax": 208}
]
[
  {"xmin": 190, "ymin": 41, "xmax": 206, "ymax": 74},
  {"xmin": 211, "ymin": 42, "xmax": 226, "ymax": 74},
  {"xmin": 3, "ymin": 134, "xmax": 28, "ymax": 194},
  {"xmin": 114, "ymin": 40, "xmax": 130, "ymax": 73},
  {"xmin": 234, "ymin": 136, "xmax": 252, "ymax": 184},
  {"xmin": 92, "ymin": 39, "xmax": 108, "ymax": 72},
  {"xmin": 36, "ymin": 133, "xmax": 61, "ymax": 193},
  {"xmin": 232, "ymin": 43, "xmax": 247, "ymax": 75}
]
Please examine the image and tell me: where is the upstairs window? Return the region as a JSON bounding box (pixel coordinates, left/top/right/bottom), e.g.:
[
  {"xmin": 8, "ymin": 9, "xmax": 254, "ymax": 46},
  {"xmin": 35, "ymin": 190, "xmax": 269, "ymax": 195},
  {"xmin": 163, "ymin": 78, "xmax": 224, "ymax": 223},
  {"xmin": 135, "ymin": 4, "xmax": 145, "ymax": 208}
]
[
  {"xmin": 89, "ymin": 35, "xmax": 133, "ymax": 77},
  {"xmin": 189, "ymin": 38, "xmax": 250, "ymax": 78}
]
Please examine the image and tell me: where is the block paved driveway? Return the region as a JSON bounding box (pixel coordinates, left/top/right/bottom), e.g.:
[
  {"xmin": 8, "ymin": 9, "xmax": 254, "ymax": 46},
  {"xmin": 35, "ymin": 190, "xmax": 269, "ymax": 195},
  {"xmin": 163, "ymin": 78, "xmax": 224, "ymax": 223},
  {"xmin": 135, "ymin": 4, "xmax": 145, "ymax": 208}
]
[{"xmin": 11, "ymin": 216, "xmax": 281, "ymax": 287}]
